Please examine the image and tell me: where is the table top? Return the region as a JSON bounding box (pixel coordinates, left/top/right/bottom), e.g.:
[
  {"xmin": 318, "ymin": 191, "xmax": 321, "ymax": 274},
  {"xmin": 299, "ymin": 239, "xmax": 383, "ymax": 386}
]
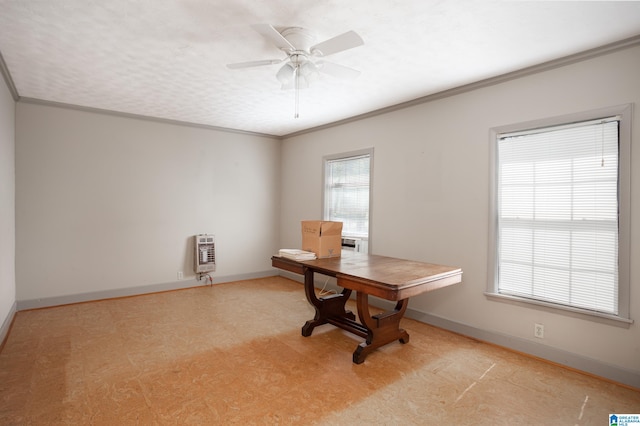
[{"xmin": 272, "ymin": 251, "xmax": 462, "ymax": 300}]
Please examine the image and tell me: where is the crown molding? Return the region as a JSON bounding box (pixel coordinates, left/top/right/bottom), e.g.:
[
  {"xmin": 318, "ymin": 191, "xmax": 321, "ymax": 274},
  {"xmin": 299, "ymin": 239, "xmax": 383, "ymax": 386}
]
[
  {"xmin": 6, "ymin": 34, "xmax": 640, "ymax": 140},
  {"xmin": 0, "ymin": 50, "xmax": 19, "ymax": 101},
  {"xmin": 17, "ymin": 97, "xmax": 280, "ymax": 140},
  {"xmin": 283, "ymin": 34, "xmax": 640, "ymax": 138}
]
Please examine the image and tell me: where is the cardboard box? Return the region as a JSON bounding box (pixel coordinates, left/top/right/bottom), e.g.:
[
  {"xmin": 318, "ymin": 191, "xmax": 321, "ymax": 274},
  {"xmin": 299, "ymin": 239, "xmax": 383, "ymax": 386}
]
[{"xmin": 301, "ymin": 221, "xmax": 343, "ymax": 258}]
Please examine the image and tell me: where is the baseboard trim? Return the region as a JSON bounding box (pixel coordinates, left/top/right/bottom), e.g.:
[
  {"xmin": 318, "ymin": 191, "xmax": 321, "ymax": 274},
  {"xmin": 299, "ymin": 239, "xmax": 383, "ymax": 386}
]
[
  {"xmin": 0, "ymin": 301, "xmax": 17, "ymax": 351},
  {"xmin": 404, "ymin": 308, "xmax": 640, "ymax": 390},
  {"xmin": 16, "ymin": 270, "xmax": 278, "ymax": 311},
  {"xmin": 276, "ymin": 272, "xmax": 639, "ymax": 389}
]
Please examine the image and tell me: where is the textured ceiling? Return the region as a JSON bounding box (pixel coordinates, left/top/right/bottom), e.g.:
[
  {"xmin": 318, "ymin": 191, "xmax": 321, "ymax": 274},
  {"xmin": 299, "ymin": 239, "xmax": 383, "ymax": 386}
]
[{"xmin": 1, "ymin": 1, "xmax": 640, "ymax": 137}]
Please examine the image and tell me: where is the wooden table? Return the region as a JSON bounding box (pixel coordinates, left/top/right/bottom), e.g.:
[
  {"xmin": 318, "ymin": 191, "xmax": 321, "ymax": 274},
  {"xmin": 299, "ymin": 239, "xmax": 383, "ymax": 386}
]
[{"xmin": 271, "ymin": 251, "xmax": 462, "ymax": 363}]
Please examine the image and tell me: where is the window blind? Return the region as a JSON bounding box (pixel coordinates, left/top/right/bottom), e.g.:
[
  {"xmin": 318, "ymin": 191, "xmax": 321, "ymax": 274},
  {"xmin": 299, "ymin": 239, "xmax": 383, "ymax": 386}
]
[
  {"xmin": 497, "ymin": 117, "xmax": 620, "ymax": 314},
  {"xmin": 324, "ymin": 154, "xmax": 370, "ymax": 238}
]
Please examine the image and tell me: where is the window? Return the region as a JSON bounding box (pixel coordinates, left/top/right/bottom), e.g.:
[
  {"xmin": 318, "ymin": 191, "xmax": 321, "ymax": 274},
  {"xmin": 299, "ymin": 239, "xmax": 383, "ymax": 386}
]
[
  {"xmin": 488, "ymin": 105, "xmax": 631, "ymax": 323},
  {"xmin": 323, "ymin": 149, "xmax": 373, "ymax": 248}
]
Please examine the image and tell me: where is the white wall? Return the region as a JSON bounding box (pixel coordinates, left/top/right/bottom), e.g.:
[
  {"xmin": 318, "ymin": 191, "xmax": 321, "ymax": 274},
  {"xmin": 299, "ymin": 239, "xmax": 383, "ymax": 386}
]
[
  {"xmin": 280, "ymin": 45, "xmax": 640, "ymax": 378},
  {"xmin": 15, "ymin": 103, "xmax": 281, "ymax": 302},
  {"xmin": 0, "ymin": 73, "xmax": 16, "ymax": 337},
  {"xmin": 8, "ymin": 40, "xmax": 638, "ymax": 386}
]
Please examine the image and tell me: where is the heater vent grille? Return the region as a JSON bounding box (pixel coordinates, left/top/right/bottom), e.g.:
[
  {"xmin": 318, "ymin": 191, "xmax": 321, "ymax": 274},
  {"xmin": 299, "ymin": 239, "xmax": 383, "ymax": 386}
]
[{"xmin": 194, "ymin": 234, "xmax": 216, "ymax": 273}]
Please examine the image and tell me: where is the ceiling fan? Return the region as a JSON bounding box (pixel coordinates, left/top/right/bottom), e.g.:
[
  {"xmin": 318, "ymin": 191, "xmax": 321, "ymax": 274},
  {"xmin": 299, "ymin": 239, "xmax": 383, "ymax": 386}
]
[{"xmin": 227, "ymin": 24, "xmax": 364, "ymax": 117}]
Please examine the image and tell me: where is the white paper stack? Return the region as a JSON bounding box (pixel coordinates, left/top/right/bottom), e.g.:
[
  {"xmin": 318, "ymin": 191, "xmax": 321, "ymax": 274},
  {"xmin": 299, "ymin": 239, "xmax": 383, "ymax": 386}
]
[{"xmin": 278, "ymin": 249, "xmax": 317, "ymax": 261}]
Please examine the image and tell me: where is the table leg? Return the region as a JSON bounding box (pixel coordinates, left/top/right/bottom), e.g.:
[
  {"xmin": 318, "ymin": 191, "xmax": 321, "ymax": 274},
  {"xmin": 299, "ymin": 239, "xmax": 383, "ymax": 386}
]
[
  {"xmin": 301, "ymin": 267, "xmax": 356, "ymax": 337},
  {"xmin": 353, "ymin": 293, "xmax": 410, "ymax": 364}
]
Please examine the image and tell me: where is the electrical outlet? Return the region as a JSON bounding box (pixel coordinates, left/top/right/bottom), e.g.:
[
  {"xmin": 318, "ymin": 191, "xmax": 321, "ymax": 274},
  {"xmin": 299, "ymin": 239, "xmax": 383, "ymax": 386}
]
[
  {"xmin": 177, "ymin": 271, "xmax": 183, "ymax": 280},
  {"xmin": 534, "ymin": 323, "xmax": 544, "ymax": 339}
]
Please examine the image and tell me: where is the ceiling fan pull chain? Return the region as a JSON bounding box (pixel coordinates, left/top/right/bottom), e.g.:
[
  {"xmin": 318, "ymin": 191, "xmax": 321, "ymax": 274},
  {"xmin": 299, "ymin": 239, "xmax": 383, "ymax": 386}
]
[{"xmin": 294, "ymin": 64, "xmax": 300, "ymax": 119}]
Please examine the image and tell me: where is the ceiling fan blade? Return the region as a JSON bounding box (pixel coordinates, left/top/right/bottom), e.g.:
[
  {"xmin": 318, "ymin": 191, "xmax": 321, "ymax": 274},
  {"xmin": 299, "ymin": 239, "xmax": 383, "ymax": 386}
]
[
  {"xmin": 310, "ymin": 31, "xmax": 364, "ymax": 57},
  {"xmin": 252, "ymin": 24, "xmax": 295, "ymax": 52},
  {"xmin": 317, "ymin": 61, "xmax": 361, "ymax": 80},
  {"xmin": 226, "ymin": 59, "xmax": 283, "ymax": 69}
]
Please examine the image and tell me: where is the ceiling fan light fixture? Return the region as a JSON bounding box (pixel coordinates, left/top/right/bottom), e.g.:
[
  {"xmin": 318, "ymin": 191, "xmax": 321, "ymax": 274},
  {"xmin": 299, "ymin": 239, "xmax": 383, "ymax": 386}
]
[
  {"xmin": 276, "ymin": 63, "xmax": 295, "ymax": 85},
  {"xmin": 280, "ymin": 75, "xmax": 310, "ymax": 90},
  {"xmin": 300, "ymin": 61, "xmax": 319, "ymax": 83},
  {"xmin": 278, "ymin": 62, "xmax": 316, "ymax": 90}
]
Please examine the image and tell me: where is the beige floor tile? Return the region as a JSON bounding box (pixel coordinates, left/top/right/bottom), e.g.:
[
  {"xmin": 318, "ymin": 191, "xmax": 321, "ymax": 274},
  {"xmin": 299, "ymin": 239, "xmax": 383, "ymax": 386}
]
[{"xmin": 1, "ymin": 277, "xmax": 638, "ymax": 425}]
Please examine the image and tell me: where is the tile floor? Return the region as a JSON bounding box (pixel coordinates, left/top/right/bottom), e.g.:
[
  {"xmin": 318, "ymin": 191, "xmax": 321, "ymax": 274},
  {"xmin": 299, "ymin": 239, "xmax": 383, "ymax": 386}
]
[{"xmin": 1, "ymin": 276, "xmax": 638, "ymax": 425}]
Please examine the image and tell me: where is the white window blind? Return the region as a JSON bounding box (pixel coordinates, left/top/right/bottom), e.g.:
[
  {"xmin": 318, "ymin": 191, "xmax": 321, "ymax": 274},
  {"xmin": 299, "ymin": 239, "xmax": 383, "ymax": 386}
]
[
  {"xmin": 324, "ymin": 153, "xmax": 371, "ymax": 238},
  {"xmin": 496, "ymin": 117, "xmax": 620, "ymax": 315}
]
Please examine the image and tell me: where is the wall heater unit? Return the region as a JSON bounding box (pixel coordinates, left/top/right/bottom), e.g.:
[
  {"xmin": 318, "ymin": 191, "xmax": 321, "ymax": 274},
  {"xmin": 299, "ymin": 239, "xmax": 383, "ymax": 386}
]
[{"xmin": 194, "ymin": 234, "xmax": 216, "ymax": 273}]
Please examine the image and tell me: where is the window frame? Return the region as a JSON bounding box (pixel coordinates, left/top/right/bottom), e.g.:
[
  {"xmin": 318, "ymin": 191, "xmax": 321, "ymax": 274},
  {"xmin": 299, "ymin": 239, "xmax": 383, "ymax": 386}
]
[
  {"xmin": 322, "ymin": 148, "xmax": 374, "ymax": 252},
  {"xmin": 486, "ymin": 105, "xmax": 632, "ymax": 326}
]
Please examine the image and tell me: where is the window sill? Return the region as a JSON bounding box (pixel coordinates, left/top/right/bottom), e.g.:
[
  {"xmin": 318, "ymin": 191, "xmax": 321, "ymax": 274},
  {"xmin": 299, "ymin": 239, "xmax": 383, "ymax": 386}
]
[{"xmin": 484, "ymin": 292, "xmax": 633, "ymax": 328}]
